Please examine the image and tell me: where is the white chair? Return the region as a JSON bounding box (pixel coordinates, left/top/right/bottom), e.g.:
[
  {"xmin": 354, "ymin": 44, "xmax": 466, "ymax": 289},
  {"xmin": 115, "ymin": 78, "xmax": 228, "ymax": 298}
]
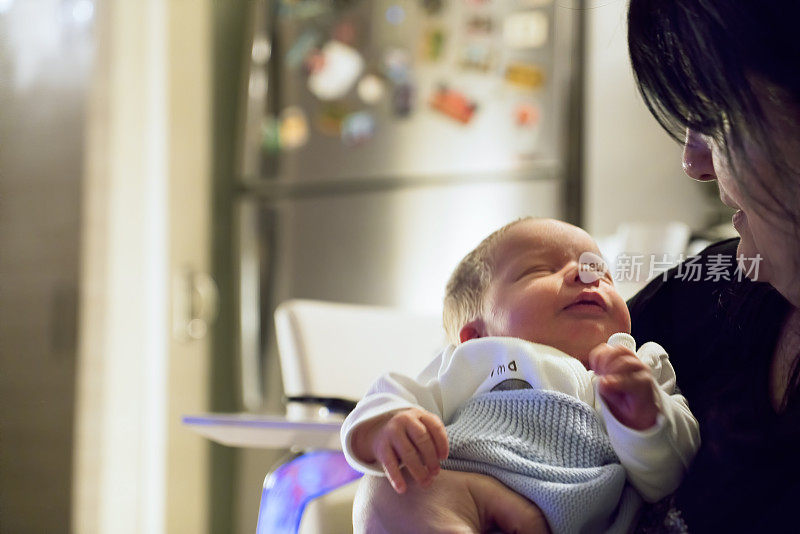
[{"xmin": 257, "ymin": 299, "xmax": 447, "ymax": 534}]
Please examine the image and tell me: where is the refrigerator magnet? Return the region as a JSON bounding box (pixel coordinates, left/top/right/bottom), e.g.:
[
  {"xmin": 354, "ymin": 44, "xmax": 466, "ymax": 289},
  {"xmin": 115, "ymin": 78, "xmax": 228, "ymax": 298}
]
[
  {"xmin": 503, "ymin": 11, "xmax": 549, "ymax": 49},
  {"xmin": 332, "ymin": 19, "xmax": 359, "ymax": 47},
  {"xmin": 278, "ymin": 0, "xmax": 328, "ymax": 21},
  {"xmin": 466, "ymin": 15, "xmax": 493, "ymax": 35},
  {"xmin": 357, "ymin": 74, "xmax": 387, "ymax": 104},
  {"xmin": 382, "ymin": 48, "xmax": 412, "ymax": 84},
  {"xmin": 303, "ymin": 50, "xmax": 326, "ymax": 76},
  {"xmin": 286, "ymin": 30, "xmax": 320, "ymax": 71},
  {"xmin": 392, "ymin": 82, "xmax": 415, "ymax": 118},
  {"xmin": 308, "ymin": 41, "xmax": 364, "ymax": 101},
  {"xmin": 261, "ymin": 116, "xmax": 281, "ymax": 153},
  {"xmin": 385, "ymin": 4, "xmax": 406, "ymax": 26},
  {"xmin": 316, "ymin": 103, "xmax": 350, "ymax": 136},
  {"xmin": 420, "ymin": 27, "xmax": 447, "ymax": 62},
  {"xmin": 419, "ymin": 0, "xmax": 445, "ymax": 15},
  {"xmin": 279, "ymin": 107, "xmax": 310, "ymax": 149},
  {"xmin": 459, "ymin": 42, "xmax": 493, "ymax": 72},
  {"xmin": 514, "ymin": 102, "xmax": 540, "ymax": 127},
  {"xmin": 341, "ymin": 111, "xmax": 377, "ymax": 147},
  {"xmin": 429, "ymin": 86, "xmax": 477, "ymax": 124},
  {"xmin": 504, "ymin": 63, "xmax": 545, "ymax": 90}
]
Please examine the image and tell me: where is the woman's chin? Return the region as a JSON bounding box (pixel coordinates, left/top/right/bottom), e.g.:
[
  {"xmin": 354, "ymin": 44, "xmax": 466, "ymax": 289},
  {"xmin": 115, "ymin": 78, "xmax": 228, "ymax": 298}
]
[{"xmin": 735, "ymin": 235, "xmax": 770, "ymax": 283}]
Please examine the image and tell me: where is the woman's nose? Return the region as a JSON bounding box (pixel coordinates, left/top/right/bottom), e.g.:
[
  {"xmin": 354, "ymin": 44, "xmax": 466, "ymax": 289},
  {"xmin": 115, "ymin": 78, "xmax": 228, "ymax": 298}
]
[{"xmin": 683, "ymin": 129, "xmax": 717, "ymax": 182}]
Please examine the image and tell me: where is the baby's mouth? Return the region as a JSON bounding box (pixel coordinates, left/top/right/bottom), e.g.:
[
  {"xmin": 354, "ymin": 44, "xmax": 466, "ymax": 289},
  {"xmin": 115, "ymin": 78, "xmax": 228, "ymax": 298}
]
[{"xmin": 565, "ymin": 292, "xmax": 607, "ymax": 311}]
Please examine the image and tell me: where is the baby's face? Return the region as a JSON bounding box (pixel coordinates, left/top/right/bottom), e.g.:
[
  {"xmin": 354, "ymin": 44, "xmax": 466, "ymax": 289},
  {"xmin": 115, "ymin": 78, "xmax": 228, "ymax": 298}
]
[{"xmin": 480, "ymin": 219, "xmax": 631, "ymax": 364}]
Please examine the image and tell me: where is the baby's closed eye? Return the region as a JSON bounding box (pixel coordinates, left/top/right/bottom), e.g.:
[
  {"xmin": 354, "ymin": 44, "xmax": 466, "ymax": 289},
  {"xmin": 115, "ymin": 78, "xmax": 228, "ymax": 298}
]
[{"xmin": 515, "ymin": 266, "xmax": 554, "ymax": 280}]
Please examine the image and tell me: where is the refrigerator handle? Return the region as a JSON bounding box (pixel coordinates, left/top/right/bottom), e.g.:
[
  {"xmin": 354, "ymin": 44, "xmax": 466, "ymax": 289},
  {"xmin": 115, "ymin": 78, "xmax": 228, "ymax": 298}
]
[{"xmin": 173, "ymin": 270, "xmax": 219, "ymax": 341}]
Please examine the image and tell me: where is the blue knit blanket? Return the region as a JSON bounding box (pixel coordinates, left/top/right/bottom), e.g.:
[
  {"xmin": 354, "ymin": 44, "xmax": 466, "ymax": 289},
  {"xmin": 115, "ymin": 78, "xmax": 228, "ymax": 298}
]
[{"xmin": 442, "ymin": 389, "xmax": 641, "ymax": 534}]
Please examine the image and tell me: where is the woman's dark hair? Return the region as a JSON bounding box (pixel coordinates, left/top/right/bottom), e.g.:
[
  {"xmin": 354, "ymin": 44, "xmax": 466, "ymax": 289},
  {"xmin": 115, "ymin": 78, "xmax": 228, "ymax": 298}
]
[
  {"xmin": 628, "ymin": 1, "xmax": 800, "ymax": 406},
  {"xmin": 627, "ymin": 0, "xmax": 800, "ymax": 214}
]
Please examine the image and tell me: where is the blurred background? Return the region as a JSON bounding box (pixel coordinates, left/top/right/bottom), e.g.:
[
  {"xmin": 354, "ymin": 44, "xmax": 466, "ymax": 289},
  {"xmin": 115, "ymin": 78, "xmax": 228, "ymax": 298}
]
[{"xmin": 0, "ymin": 0, "xmax": 730, "ymax": 533}]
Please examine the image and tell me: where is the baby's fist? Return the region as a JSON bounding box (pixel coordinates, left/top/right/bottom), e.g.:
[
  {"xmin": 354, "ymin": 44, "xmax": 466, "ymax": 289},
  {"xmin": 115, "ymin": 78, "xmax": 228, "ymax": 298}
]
[
  {"xmin": 355, "ymin": 407, "xmax": 449, "ymax": 494},
  {"xmin": 588, "ymin": 343, "xmax": 659, "ymax": 430}
]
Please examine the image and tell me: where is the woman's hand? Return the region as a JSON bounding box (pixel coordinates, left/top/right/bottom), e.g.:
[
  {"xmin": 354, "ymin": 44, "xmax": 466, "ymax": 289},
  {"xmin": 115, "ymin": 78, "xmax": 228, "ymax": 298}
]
[{"xmin": 353, "ymin": 469, "xmax": 551, "ymax": 534}]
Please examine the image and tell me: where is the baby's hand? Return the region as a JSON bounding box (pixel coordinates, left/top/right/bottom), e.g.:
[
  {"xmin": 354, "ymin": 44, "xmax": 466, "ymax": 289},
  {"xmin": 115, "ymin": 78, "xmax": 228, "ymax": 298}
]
[
  {"xmin": 352, "ymin": 407, "xmax": 449, "ymax": 494},
  {"xmin": 588, "ymin": 343, "xmax": 659, "ymax": 430}
]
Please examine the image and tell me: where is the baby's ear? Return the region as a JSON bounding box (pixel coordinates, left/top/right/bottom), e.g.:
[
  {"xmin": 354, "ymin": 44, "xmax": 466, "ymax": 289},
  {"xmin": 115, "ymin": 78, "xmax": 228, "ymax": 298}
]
[{"xmin": 459, "ymin": 319, "xmax": 486, "ymax": 343}]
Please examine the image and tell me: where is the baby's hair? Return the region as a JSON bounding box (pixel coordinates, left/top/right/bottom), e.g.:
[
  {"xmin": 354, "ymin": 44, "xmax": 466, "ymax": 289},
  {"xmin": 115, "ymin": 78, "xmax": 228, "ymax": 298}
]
[{"xmin": 443, "ymin": 217, "xmax": 534, "ymax": 345}]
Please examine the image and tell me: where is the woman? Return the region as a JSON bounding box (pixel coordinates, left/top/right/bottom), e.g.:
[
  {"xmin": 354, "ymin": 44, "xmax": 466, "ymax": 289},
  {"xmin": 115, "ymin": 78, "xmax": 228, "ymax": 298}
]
[
  {"xmin": 624, "ymin": 1, "xmax": 800, "ymax": 531},
  {"xmin": 362, "ymin": 1, "xmax": 800, "ymax": 531}
]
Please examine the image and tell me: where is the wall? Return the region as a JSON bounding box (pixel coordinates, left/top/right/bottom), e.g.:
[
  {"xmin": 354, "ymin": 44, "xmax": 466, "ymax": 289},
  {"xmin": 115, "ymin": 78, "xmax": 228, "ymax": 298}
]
[
  {"xmin": 583, "ymin": 0, "xmax": 717, "ymax": 238},
  {"xmin": 72, "ymin": 1, "xmax": 213, "ymax": 532}
]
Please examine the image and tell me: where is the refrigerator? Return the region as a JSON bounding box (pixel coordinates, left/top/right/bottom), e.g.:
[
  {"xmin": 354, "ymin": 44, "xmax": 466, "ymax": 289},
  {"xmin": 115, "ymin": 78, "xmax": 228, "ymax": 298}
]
[{"xmin": 235, "ymin": 0, "xmax": 583, "ymax": 410}]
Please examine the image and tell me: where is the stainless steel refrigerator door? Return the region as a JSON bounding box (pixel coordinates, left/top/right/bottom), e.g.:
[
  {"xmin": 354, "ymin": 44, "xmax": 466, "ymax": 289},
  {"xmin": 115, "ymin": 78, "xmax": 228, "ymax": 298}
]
[
  {"xmin": 237, "ymin": 175, "xmax": 562, "ymax": 410},
  {"xmin": 249, "ymin": 0, "xmax": 575, "ymax": 183}
]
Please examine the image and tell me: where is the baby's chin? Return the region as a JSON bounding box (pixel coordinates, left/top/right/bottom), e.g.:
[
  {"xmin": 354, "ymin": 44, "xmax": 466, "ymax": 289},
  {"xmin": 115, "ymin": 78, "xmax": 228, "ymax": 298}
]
[{"xmin": 554, "ymin": 336, "xmax": 610, "ymax": 368}]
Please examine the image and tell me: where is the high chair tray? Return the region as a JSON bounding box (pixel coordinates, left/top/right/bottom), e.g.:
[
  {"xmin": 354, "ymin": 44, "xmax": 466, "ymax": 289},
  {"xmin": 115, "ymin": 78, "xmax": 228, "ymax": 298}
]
[{"xmin": 182, "ymin": 413, "xmax": 343, "ymax": 450}]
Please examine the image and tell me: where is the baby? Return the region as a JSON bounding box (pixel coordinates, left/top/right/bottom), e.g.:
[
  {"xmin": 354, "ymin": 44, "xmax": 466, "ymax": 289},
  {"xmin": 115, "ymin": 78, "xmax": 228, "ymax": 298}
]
[{"xmin": 341, "ymin": 218, "xmax": 700, "ymax": 533}]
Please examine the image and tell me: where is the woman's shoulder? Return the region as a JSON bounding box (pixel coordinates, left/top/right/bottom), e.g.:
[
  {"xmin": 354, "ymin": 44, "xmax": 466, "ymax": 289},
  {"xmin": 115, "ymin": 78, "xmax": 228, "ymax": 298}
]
[
  {"xmin": 627, "ymin": 237, "xmax": 790, "ymax": 393},
  {"xmin": 627, "ymin": 237, "xmax": 785, "ymax": 341},
  {"xmin": 627, "ymin": 238, "xmax": 739, "ymax": 314},
  {"xmin": 627, "ymin": 238, "xmax": 740, "ymax": 347}
]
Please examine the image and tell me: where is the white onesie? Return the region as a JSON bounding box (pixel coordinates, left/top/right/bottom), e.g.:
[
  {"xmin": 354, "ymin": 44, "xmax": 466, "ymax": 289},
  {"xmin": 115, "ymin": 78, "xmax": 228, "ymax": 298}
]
[{"xmin": 341, "ymin": 334, "xmax": 700, "ymax": 502}]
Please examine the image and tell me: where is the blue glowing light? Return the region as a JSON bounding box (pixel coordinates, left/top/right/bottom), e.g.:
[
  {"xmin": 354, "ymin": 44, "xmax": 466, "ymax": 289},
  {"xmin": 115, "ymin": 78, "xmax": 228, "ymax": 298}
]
[{"xmin": 256, "ymin": 451, "xmax": 362, "ymax": 534}]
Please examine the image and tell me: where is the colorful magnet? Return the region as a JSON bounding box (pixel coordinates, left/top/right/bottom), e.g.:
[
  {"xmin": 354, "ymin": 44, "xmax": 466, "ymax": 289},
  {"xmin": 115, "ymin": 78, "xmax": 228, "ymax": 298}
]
[
  {"xmin": 357, "ymin": 74, "xmax": 387, "ymax": 104},
  {"xmin": 383, "ymin": 48, "xmax": 412, "ymax": 84},
  {"xmin": 261, "ymin": 115, "xmax": 281, "ymax": 152},
  {"xmin": 385, "ymin": 4, "xmax": 406, "ymax": 25},
  {"xmin": 420, "ymin": 26, "xmax": 447, "ymax": 61},
  {"xmin": 429, "ymin": 85, "xmax": 477, "ymax": 124},
  {"xmin": 341, "ymin": 111, "xmax": 377, "ymax": 146},
  {"xmin": 316, "ymin": 102, "xmax": 350, "ymax": 136},
  {"xmin": 307, "ymin": 40, "xmax": 364, "ymax": 101},
  {"xmin": 332, "ymin": 19, "xmax": 357, "ymax": 46},
  {"xmin": 286, "ymin": 30, "xmax": 320, "ymax": 70},
  {"xmin": 460, "ymin": 42, "xmax": 493, "ymax": 71},
  {"xmin": 303, "ymin": 49, "xmax": 326, "ymax": 75},
  {"xmin": 503, "ymin": 11, "xmax": 548, "ymax": 49},
  {"xmin": 514, "ymin": 102, "xmax": 540, "ymax": 127},
  {"xmin": 420, "ymin": 0, "xmax": 445, "ymax": 15},
  {"xmin": 277, "ymin": 0, "xmax": 328, "ymax": 21},
  {"xmin": 466, "ymin": 15, "xmax": 493, "ymax": 34},
  {"xmin": 392, "ymin": 82, "xmax": 415, "ymax": 117},
  {"xmin": 252, "ymin": 37, "xmax": 272, "ymax": 65},
  {"xmin": 279, "ymin": 106, "xmax": 309, "ymax": 149},
  {"xmin": 504, "ymin": 62, "xmax": 545, "ymax": 89}
]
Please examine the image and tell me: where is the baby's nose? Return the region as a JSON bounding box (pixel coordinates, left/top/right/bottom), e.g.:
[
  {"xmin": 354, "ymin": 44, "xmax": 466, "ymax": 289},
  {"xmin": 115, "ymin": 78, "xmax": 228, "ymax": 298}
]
[
  {"xmin": 565, "ymin": 262, "xmax": 600, "ymax": 286},
  {"xmin": 575, "ymin": 252, "xmax": 606, "ymax": 284}
]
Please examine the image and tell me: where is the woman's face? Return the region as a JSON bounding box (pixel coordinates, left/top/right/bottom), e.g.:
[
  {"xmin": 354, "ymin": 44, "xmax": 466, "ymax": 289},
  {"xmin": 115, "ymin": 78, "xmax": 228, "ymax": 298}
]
[{"xmin": 683, "ymin": 116, "xmax": 800, "ymax": 306}]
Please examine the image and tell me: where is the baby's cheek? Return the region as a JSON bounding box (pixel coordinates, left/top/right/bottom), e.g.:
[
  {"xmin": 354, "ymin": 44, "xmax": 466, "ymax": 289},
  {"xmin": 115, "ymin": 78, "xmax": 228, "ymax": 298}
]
[{"xmin": 612, "ymin": 304, "xmax": 632, "ymax": 333}]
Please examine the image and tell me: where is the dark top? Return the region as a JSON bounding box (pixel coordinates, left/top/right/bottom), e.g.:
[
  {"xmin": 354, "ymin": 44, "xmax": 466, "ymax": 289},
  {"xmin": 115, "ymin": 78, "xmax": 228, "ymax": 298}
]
[{"xmin": 627, "ymin": 238, "xmax": 800, "ymax": 532}]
